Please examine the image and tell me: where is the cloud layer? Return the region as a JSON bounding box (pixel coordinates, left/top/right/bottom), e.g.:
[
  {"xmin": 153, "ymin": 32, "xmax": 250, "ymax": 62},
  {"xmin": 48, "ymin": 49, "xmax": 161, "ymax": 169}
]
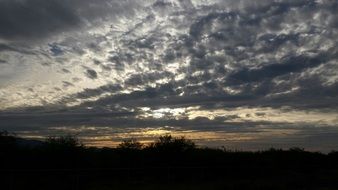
[{"xmin": 0, "ymin": 0, "xmax": 337, "ymax": 150}]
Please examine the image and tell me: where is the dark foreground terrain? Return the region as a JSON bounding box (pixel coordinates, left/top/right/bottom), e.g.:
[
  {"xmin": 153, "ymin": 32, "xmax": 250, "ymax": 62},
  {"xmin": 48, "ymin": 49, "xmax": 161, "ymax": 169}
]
[{"xmin": 1, "ymin": 132, "xmax": 338, "ymax": 190}]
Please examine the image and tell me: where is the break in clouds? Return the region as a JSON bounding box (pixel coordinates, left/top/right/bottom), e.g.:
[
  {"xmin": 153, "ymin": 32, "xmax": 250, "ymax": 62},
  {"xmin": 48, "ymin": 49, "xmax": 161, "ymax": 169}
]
[{"xmin": 0, "ymin": 0, "xmax": 337, "ymax": 151}]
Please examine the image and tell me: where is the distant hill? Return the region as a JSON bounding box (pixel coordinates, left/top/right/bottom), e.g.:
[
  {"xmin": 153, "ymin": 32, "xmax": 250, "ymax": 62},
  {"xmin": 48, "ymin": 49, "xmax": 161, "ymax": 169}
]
[{"xmin": 15, "ymin": 138, "xmax": 45, "ymax": 148}]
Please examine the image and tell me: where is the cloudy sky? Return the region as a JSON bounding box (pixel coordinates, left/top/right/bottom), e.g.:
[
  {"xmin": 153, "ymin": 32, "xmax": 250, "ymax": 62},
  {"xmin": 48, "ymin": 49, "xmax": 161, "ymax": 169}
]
[{"xmin": 0, "ymin": 0, "xmax": 337, "ymax": 151}]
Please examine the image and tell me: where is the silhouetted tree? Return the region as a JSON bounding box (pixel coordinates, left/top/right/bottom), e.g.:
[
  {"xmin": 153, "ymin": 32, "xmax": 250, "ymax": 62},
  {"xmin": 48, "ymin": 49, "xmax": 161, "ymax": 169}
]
[
  {"xmin": 45, "ymin": 134, "xmax": 83, "ymax": 150},
  {"xmin": 0, "ymin": 130, "xmax": 17, "ymax": 149},
  {"xmin": 149, "ymin": 135, "xmax": 196, "ymax": 152},
  {"xmin": 118, "ymin": 138, "xmax": 143, "ymax": 150},
  {"xmin": 289, "ymin": 147, "xmax": 305, "ymax": 152}
]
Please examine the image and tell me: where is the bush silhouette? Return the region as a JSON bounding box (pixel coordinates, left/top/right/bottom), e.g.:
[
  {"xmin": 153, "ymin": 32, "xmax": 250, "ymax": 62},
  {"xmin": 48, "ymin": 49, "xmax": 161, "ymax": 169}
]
[
  {"xmin": 0, "ymin": 130, "xmax": 17, "ymax": 149},
  {"xmin": 45, "ymin": 134, "xmax": 83, "ymax": 150},
  {"xmin": 118, "ymin": 138, "xmax": 143, "ymax": 150},
  {"xmin": 149, "ymin": 135, "xmax": 196, "ymax": 152}
]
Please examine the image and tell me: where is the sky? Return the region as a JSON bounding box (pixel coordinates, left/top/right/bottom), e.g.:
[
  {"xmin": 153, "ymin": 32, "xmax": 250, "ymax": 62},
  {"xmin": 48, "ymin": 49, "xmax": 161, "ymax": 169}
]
[{"xmin": 0, "ymin": 0, "xmax": 337, "ymax": 151}]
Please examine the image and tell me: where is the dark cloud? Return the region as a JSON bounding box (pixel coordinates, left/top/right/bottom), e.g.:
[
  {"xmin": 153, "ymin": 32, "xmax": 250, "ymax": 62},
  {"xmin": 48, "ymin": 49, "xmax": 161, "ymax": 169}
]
[
  {"xmin": 124, "ymin": 71, "xmax": 172, "ymax": 86},
  {"xmin": 0, "ymin": 105, "xmax": 281, "ymax": 132},
  {"xmin": 226, "ymin": 53, "xmax": 331, "ymax": 85},
  {"xmin": 49, "ymin": 44, "xmax": 64, "ymax": 56},
  {"xmin": 71, "ymin": 84, "xmax": 256, "ymax": 111},
  {"xmin": 62, "ymin": 81, "xmax": 74, "ymax": 88},
  {"xmin": 0, "ymin": 43, "xmax": 17, "ymax": 52},
  {"xmin": 257, "ymin": 33, "xmax": 301, "ymax": 53},
  {"xmin": 0, "ymin": 111, "xmax": 135, "ymax": 129},
  {"xmin": 0, "ymin": 0, "xmax": 80, "ymax": 41},
  {"xmin": 0, "ymin": 59, "xmax": 7, "ymax": 64},
  {"xmin": 107, "ymin": 55, "xmax": 128, "ymax": 71},
  {"xmin": 27, "ymin": 88, "xmax": 34, "ymax": 92},
  {"xmin": 41, "ymin": 62, "xmax": 53, "ymax": 67},
  {"xmin": 74, "ymin": 84, "xmax": 123, "ymax": 99},
  {"xmin": 0, "ymin": 0, "xmax": 144, "ymax": 41},
  {"xmin": 90, "ymin": 83, "xmax": 178, "ymax": 106},
  {"xmin": 268, "ymin": 79, "xmax": 338, "ymax": 109},
  {"xmin": 72, "ymin": 77, "xmax": 82, "ymax": 83},
  {"xmin": 85, "ymin": 69, "xmax": 98, "ymax": 79},
  {"xmin": 0, "ymin": 43, "xmax": 35, "ymax": 54},
  {"xmin": 152, "ymin": 1, "xmax": 173, "ymax": 8},
  {"xmin": 61, "ymin": 68, "xmax": 71, "ymax": 74}
]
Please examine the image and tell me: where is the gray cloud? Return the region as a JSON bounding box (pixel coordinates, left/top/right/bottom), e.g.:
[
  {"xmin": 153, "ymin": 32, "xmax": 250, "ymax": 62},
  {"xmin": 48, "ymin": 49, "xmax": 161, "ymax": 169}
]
[
  {"xmin": 0, "ymin": 0, "xmax": 80, "ymax": 41},
  {"xmin": 0, "ymin": 43, "xmax": 35, "ymax": 54},
  {"xmin": 226, "ymin": 52, "xmax": 332, "ymax": 85},
  {"xmin": 2, "ymin": 0, "xmax": 334, "ymax": 111},
  {"xmin": 49, "ymin": 44, "xmax": 64, "ymax": 56},
  {"xmin": 61, "ymin": 68, "xmax": 71, "ymax": 74},
  {"xmin": 0, "ymin": 0, "xmax": 147, "ymax": 42},
  {"xmin": 85, "ymin": 69, "xmax": 98, "ymax": 79},
  {"xmin": 0, "ymin": 44, "xmax": 17, "ymax": 52},
  {"xmin": 0, "ymin": 59, "xmax": 7, "ymax": 64},
  {"xmin": 74, "ymin": 84, "xmax": 123, "ymax": 99}
]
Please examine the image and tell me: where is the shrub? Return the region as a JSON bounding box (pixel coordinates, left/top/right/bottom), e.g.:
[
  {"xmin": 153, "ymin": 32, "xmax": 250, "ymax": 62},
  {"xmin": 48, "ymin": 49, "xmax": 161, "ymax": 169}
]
[
  {"xmin": 118, "ymin": 138, "xmax": 143, "ymax": 150},
  {"xmin": 45, "ymin": 134, "xmax": 83, "ymax": 150},
  {"xmin": 0, "ymin": 130, "xmax": 17, "ymax": 148},
  {"xmin": 150, "ymin": 135, "xmax": 196, "ymax": 152}
]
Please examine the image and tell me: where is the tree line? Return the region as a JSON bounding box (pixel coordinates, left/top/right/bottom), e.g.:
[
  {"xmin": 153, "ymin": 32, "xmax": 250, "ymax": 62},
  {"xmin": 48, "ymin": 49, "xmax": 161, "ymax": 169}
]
[{"xmin": 1, "ymin": 130, "xmax": 338, "ymax": 190}]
